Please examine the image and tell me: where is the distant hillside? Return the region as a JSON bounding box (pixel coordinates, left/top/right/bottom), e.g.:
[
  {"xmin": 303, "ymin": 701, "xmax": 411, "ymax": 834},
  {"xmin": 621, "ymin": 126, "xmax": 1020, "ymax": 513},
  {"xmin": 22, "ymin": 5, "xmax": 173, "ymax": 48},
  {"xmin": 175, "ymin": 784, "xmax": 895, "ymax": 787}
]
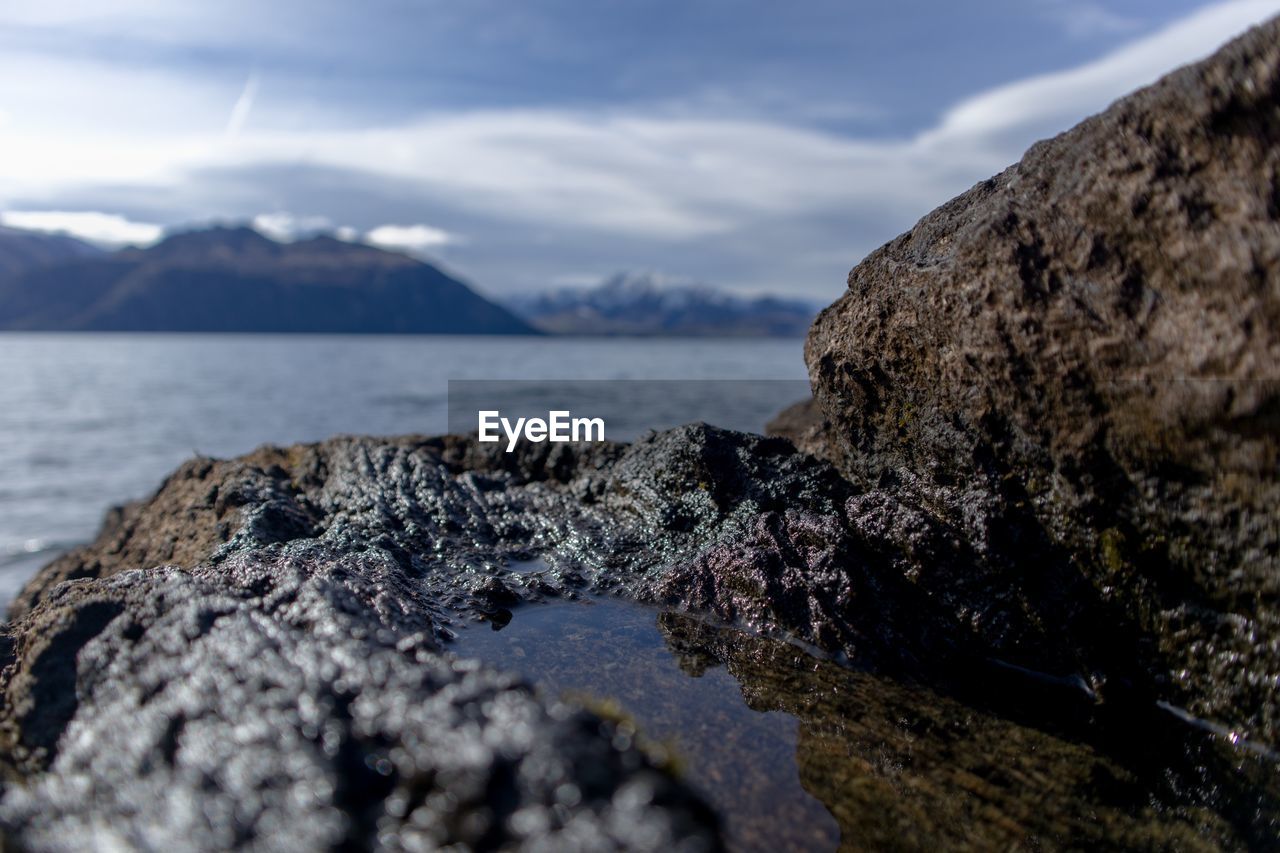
[
  {"xmin": 508, "ymin": 273, "xmax": 817, "ymax": 337},
  {"xmin": 0, "ymin": 226, "xmax": 101, "ymax": 280},
  {"xmin": 0, "ymin": 226, "xmax": 536, "ymax": 335}
]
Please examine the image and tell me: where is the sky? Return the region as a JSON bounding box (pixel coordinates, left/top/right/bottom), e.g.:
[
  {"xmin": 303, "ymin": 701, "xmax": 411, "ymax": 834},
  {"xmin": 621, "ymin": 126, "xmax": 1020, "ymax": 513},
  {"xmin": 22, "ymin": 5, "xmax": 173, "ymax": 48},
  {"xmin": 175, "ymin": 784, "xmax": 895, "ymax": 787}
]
[{"xmin": 1, "ymin": 0, "xmax": 1278, "ymax": 299}]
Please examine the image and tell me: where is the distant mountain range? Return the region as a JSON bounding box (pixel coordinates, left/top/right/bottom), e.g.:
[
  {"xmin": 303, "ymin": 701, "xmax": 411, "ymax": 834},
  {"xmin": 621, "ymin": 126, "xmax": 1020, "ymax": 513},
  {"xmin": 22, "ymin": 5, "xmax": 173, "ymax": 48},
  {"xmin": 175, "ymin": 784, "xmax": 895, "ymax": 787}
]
[
  {"xmin": 506, "ymin": 272, "xmax": 818, "ymax": 337},
  {"xmin": 0, "ymin": 226, "xmax": 535, "ymax": 335},
  {"xmin": 0, "ymin": 225, "xmax": 816, "ymax": 337},
  {"xmin": 0, "ymin": 226, "xmax": 102, "ymax": 280}
]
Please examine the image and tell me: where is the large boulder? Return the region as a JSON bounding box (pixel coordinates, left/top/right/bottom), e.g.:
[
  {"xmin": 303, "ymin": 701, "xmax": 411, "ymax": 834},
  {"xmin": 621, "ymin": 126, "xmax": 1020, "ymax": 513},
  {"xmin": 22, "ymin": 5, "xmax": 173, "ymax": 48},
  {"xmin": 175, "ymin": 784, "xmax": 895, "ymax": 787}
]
[{"xmin": 806, "ymin": 18, "xmax": 1280, "ymax": 743}]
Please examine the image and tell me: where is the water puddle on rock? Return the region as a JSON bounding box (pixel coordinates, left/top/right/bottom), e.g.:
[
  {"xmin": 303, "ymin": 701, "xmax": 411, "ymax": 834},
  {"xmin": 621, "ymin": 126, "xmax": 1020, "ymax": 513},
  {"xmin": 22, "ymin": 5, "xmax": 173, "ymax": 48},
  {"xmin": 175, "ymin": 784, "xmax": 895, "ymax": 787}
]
[
  {"xmin": 453, "ymin": 597, "xmax": 840, "ymax": 852},
  {"xmin": 450, "ymin": 597, "xmax": 1278, "ymax": 852}
]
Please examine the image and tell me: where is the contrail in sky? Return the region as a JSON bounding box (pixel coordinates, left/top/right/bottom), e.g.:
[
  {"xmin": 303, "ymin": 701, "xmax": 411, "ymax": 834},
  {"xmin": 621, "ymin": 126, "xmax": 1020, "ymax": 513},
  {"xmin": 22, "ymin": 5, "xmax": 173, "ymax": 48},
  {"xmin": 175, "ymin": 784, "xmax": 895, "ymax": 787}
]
[{"xmin": 225, "ymin": 72, "xmax": 260, "ymax": 139}]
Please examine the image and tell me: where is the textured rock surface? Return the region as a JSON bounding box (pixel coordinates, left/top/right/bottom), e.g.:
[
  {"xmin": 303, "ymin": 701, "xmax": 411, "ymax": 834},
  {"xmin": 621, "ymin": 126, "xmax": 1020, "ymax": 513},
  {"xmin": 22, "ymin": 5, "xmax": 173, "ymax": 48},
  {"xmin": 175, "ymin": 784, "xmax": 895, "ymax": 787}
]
[
  {"xmin": 10, "ymin": 427, "xmax": 1133, "ymax": 684},
  {"xmin": 806, "ymin": 17, "xmax": 1280, "ymax": 743},
  {"xmin": 763, "ymin": 397, "xmax": 834, "ymax": 462},
  {"xmin": 0, "ymin": 554, "xmax": 720, "ymax": 851},
  {"xmin": 6, "ymin": 19, "xmax": 1280, "ymax": 849},
  {"xmin": 0, "ymin": 429, "xmax": 923, "ymax": 848}
]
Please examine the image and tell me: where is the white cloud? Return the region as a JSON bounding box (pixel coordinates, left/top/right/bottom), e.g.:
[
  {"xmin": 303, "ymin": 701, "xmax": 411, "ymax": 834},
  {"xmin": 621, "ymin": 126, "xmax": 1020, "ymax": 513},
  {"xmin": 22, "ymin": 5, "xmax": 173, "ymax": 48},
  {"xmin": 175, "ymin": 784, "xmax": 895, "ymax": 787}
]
[
  {"xmin": 365, "ymin": 224, "xmax": 459, "ymax": 252},
  {"xmin": 251, "ymin": 211, "xmax": 334, "ymax": 241},
  {"xmin": 551, "ymin": 273, "xmax": 608, "ymax": 287},
  {"xmin": 0, "ymin": 210, "xmax": 163, "ymax": 246},
  {"xmin": 0, "ymin": 1, "xmax": 212, "ymax": 27},
  {"xmin": 148, "ymin": 1, "xmax": 1280, "ymax": 244},
  {"xmin": 925, "ymin": 0, "xmax": 1280, "ymax": 151}
]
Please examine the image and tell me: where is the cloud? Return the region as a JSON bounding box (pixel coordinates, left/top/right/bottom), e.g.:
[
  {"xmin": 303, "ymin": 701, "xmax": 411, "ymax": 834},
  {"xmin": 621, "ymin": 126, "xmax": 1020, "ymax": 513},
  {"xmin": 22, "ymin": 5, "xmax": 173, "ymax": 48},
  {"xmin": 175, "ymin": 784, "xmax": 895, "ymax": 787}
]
[
  {"xmin": 0, "ymin": 210, "xmax": 163, "ymax": 246},
  {"xmin": 551, "ymin": 273, "xmax": 609, "ymax": 287},
  {"xmin": 1, "ymin": 0, "xmax": 1277, "ymax": 295},
  {"xmin": 924, "ymin": 0, "xmax": 1280, "ymax": 150},
  {"xmin": 163, "ymin": 0, "xmax": 1279, "ymax": 247},
  {"xmin": 251, "ymin": 211, "xmax": 335, "ymax": 241},
  {"xmin": 365, "ymin": 223, "xmax": 460, "ymax": 252}
]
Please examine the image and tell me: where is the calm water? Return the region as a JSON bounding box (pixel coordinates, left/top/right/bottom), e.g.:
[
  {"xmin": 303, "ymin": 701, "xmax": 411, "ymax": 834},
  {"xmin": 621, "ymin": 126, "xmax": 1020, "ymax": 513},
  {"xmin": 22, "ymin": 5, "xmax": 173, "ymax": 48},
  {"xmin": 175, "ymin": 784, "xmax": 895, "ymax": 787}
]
[
  {"xmin": 0, "ymin": 333, "xmax": 805, "ymax": 607},
  {"xmin": 452, "ymin": 598, "xmax": 842, "ymax": 853},
  {"xmin": 449, "ymin": 595, "xmax": 1276, "ymax": 852}
]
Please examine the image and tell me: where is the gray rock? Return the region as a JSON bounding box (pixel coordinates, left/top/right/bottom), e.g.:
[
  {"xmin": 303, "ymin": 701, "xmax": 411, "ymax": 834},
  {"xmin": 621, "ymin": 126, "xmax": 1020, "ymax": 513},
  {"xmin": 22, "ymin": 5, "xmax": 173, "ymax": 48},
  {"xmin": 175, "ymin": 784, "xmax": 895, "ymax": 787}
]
[
  {"xmin": 0, "ymin": 427, "xmax": 892, "ymax": 851},
  {"xmin": 806, "ymin": 17, "xmax": 1280, "ymax": 742},
  {"xmin": 12, "ymin": 427, "xmax": 1092, "ymax": 680},
  {"xmin": 763, "ymin": 397, "xmax": 834, "ymax": 462},
  {"xmin": 0, "ymin": 552, "xmax": 720, "ymax": 851}
]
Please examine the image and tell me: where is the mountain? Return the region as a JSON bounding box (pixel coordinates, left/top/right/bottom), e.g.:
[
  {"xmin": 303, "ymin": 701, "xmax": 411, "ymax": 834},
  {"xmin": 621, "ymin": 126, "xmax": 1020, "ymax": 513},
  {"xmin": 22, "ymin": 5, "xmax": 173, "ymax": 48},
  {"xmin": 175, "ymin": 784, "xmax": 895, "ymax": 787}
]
[
  {"xmin": 507, "ymin": 273, "xmax": 818, "ymax": 337},
  {"xmin": 0, "ymin": 226, "xmax": 536, "ymax": 335},
  {"xmin": 0, "ymin": 226, "xmax": 102, "ymax": 280}
]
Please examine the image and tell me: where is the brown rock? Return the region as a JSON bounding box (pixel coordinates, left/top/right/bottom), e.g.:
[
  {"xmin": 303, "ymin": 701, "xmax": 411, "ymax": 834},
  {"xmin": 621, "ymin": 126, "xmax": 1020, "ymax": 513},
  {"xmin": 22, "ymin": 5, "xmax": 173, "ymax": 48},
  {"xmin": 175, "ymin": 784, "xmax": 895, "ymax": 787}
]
[
  {"xmin": 763, "ymin": 397, "xmax": 836, "ymax": 462},
  {"xmin": 806, "ymin": 18, "xmax": 1280, "ymax": 742}
]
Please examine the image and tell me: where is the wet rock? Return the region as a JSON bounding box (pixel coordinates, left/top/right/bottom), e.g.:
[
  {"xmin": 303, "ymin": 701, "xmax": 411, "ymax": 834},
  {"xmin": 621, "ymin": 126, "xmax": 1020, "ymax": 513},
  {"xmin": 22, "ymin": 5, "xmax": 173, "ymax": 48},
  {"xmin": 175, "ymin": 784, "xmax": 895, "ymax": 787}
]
[
  {"xmin": 12, "ymin": 427, "xmax": 1093, "ymax": 679},
  {"xmin": 0, "ymin": 426, "xmax": 909, "ymax": 851},
  {"xmin": 806, "ymin": 18, "xmax": 1280, "ymax": 742},
  {"xmin": 0, "ymin": 551, "xmax": 720, "ymax": 851},
  {"xmin": 3, "ymin": 411, "xmax": 1275, "ymax": 847}
]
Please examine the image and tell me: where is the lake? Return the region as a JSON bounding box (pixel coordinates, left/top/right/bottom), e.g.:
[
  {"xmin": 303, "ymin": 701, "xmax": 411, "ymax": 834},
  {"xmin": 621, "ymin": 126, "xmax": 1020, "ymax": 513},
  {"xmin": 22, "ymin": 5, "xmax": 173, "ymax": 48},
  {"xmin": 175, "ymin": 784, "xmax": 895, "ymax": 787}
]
[{"xmin": 0, "ymin": 333, "xmax": 807, "ymax": 607}]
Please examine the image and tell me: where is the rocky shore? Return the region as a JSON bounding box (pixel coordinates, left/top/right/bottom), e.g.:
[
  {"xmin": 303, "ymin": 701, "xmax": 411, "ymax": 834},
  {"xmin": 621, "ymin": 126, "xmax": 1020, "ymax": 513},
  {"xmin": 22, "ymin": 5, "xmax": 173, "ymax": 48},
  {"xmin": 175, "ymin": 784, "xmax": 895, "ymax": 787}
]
[{"xmin": 2, "ymin": 16, "xmax": 1277, "ymax": 851}]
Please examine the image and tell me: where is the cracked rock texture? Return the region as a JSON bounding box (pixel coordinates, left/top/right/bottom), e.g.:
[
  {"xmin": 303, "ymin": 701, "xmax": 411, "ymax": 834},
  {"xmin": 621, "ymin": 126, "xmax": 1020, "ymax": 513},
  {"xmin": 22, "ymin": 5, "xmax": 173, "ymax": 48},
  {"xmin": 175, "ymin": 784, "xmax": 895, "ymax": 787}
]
[
  {"xmin": 806, "ymin": 17, "xmax": 1280, "ymax": 744},
  {"xmin": 0, "ymin": 551, "xmax": 720, "ymax": 851}
]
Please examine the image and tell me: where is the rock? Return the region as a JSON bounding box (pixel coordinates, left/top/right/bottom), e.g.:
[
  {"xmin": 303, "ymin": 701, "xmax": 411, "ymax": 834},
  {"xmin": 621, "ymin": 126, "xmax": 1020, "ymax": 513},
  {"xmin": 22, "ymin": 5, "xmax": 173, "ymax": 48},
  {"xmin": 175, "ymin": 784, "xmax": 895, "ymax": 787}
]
[
  {"xmin": 2, "ymin": 417, "xmax": 1274, "ymax": 846},
  {"xmin": 6, "ymin": 430, "xmax": 926, "ymax": 665},
  {"xmin": 0, "ymin": 426, "xmax": 935, "ymax": 849},
  {"xmin": 12, "ymin": 427, "xmax": 1119, "ymax": 681},
  {"xmin": 806, "ymin": 18, "xmax": 1280, "ymax": 742},
  {"xmin": 763, "ymin": 397, "xmax": 835, "ymax": 462},
  {"xmin": 0, "ymin": 427, "xmax": 894, "ymax": 850},
  {"xmin": 0, "ymin": 549, "xmax": 720, "ymax": 851},
  {"xmin": 4, "ymin": 19, "xmax": 1279, "ymax": 847}
]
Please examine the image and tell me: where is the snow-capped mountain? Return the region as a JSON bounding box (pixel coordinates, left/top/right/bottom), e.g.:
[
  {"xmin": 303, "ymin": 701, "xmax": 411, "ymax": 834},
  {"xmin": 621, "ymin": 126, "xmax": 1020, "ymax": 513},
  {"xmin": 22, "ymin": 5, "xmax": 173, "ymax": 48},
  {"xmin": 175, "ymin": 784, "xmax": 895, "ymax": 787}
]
[{"xmin": 507, "ymin": 272, "xmax": 818, "ymax": 337}]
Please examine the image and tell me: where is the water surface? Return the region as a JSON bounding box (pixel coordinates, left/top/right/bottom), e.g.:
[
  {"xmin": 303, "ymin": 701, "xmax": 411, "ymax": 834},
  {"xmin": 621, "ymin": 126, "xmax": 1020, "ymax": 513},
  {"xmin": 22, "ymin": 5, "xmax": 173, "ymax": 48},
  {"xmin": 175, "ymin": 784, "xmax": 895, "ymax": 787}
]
[
  {"xmin": 0, "ymin": 334, "xmax": 805, "ymax": 606},
  {"xmin": 452, "ymin": 598, "xmax": 841, "ymax": 852},
  {"xmin": 452, "ymin": 596, "xmax": 1280, "ymax": 852}
]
